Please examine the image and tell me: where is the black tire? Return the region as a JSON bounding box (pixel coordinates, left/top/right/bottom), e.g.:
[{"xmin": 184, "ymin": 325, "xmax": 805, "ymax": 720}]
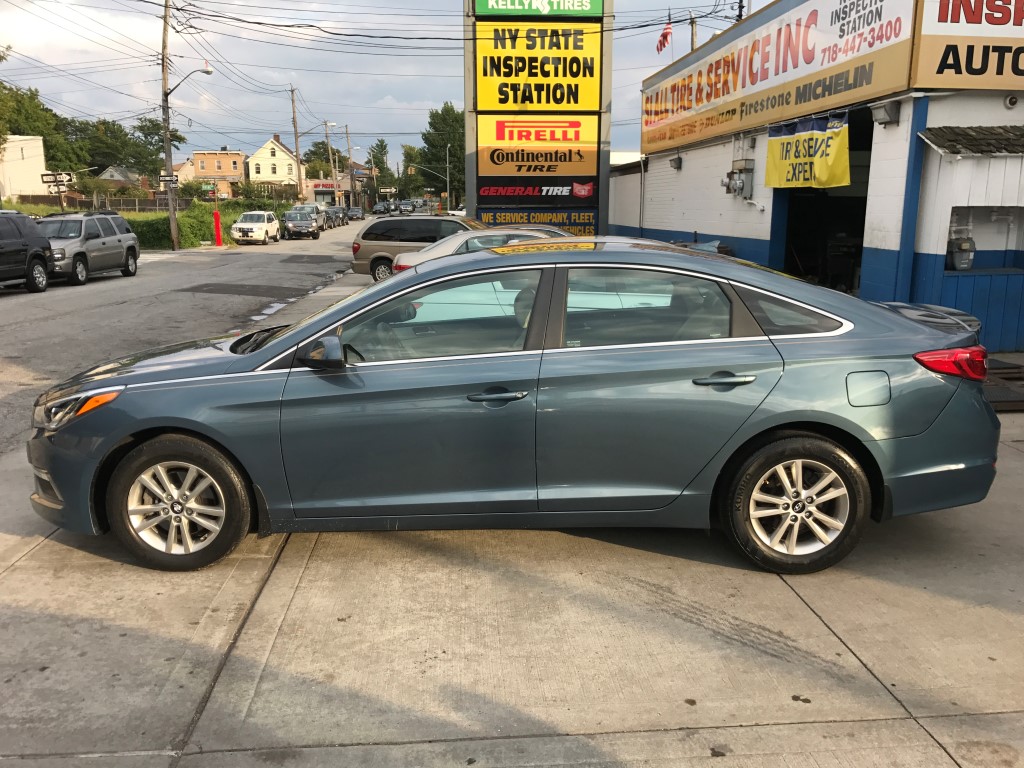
[
  {"xmin": 282, "ymin": 230, "xmax": 289, "ymax": 240},
  {"xmin": 121, "ymin": 251, "xmax": 138, "ymax": 277},
  {"xmin": 722, "ymin": 434, "xmax": 870, "ymax": 574},
  {"xmin": 370, "ymin": 258, "xmax": 393, "ymax": 282},
  {"xmin": 273, "ymin": 230, "xmax": 280, "ymax": 243},
  {"xmin": 262, "ymin": 231, "xmax": 269, "ymax": 245},
  {"xmin": 25, "ymin": 259, "xmax": 48, "ymax": 293},
  {"xmin": 313, "ymin": 231, "xmax": 320, "ymax": 240},
  {"xmin": 68, "ymin": 256, "xmax": 89, "ymax": 286},
  {"xmin": 106, "ymin": 435, "xmax": 252, "ymax": 571}
]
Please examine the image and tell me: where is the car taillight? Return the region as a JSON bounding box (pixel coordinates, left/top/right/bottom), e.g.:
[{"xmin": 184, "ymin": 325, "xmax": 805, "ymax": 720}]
[
  {"xmin": 352, "ymin": 242, "xmax": 360, "ymax": 255},
  {"xmin": 914, "ymin": 345, "xmax": 987, "ymax": 381},
  {"xmin": 393, "ymin": 264, "xmax": 411, "ymax": 272}
]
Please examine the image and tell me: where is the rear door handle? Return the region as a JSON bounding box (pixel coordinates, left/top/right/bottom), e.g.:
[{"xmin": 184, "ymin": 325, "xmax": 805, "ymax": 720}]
[
  {"xmin": 467, "ymin": 391, "xmax": 529, "ymax": 402},
  {"xmin": 692, "ymin": 375, "xmax": 756, "ymax": 386}
]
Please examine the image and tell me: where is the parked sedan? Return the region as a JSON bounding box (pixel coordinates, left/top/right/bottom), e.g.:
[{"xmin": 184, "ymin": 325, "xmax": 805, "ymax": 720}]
[
  {"xmin": 347, "ymin": 207, "xmax": 365, "ymax": 221},
  {"xmin": 326, "ymin": 207, "xmax": 349, "ymax": 227},
  {"xmin": 27, "ymin": 238, "xmax": 998, "ymax": 573},
  {"xmin": 280, "ymin": 211, "xmax": 319, "ymax": 240},
  {"xmin": 393, "ymin": 228, "xmax": 552, "ymax": 273},
  {"xmin": 230, "ymin": 211, "xmax": 279, "ymax": 245}
]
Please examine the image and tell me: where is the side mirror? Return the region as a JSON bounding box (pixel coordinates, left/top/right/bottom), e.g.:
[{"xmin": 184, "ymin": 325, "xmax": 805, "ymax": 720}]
[
  {"xmin": 299, "ymin": 336, "xmax": 346, "ymax": 370},
  {"xmin": 86, "ymin": 231, "xmax": 100, "ymax": 241}
]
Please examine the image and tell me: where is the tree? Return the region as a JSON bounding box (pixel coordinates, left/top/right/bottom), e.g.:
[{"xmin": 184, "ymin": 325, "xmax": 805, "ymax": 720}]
[
  {"xmin": 303, "ymin": 159, "xmax": 333, "ymax": 180},
  {"xmin": 419, "ymin": 102, "xmax": 465, "ymax": 205},
  {"xmin": 365, "ymin": 138, "xmax": 397, "ymax": 203},
  {"xmin": 178, "ymin": 179, "xmax": 205, "ymax": 199},
  {"xmin": 133, "ymin": 117, "xmax": 185, "ymax": 176},
  {"xmin": 302, "ymin": 140, "xmax": 347, "ymax": 171},
  {"xmin": 399, "ymin": 144, "xmax": 424, "ymax": 199}
]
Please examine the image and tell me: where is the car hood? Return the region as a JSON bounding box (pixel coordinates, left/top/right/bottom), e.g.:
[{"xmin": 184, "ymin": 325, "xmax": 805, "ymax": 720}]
[
  {"xmin": 47, "ymin": 237, "xmax": 83, "ymax": 247},
  {"xmin": 43, "ymin": 335, "xmax": 240, "ymax": 399}
]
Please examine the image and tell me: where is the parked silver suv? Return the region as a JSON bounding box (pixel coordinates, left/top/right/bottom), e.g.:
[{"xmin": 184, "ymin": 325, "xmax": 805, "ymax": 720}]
[{"xmin": 36, "ymin": 211, "xmax": 140, "ymax": 285}]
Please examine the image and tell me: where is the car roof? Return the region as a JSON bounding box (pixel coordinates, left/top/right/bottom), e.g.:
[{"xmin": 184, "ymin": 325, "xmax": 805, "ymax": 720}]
[{"xmin": 240, "ymin": 210, "xmax": 273, "ymax": 215}]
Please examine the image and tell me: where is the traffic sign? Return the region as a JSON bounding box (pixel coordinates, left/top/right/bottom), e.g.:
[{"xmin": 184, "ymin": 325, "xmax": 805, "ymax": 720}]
[
  {"xmin": 41, "ymin": 173, "xmax": 56, "ymax": 184},
  {"xmin": 201, "ymin": 183, "xmax": 215, "ymax": 191},
  {"xmin": 54, "ymin": 172, "xmax": 73, "ymax": 183},
  {"xmin": 46, "ymin": 184, "xmax": 68, "ymax": 194},
  {"xmin": 159, "ymin": 174, "xmax": 178, "ymax": 182},
  {"xmin": 379, "ymin": 187, "xmax": 397, "ymax": 193}
]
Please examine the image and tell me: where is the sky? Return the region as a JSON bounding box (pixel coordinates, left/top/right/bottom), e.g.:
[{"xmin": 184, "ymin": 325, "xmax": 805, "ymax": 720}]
[{"xmin": 0, "ymin": 0, "xmax": 745, "ymax": 169}]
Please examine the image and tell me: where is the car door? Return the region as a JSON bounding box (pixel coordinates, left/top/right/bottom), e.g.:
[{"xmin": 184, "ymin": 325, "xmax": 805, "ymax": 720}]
[
  {"xmin": 266, "ymin": 213, "xmax": 278, "ymax": 239},
  {"xmin": 536, "ymin": 265, "xmax": 784, "ymax": 512},
  {"xmin": 280, "ymin": 267, "xmax": 551, "ymax": 518},
  {"xmin": 0, "ymin": 217, "xmax": 24, "ymax": 280},
  {"xmin": 95, "ymin": 216, "xmax": 122, "ymax": 270}
]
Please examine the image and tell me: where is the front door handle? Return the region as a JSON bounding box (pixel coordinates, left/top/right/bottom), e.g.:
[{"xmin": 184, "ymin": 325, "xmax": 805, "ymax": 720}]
[
  {"xmin": 693, "ymin": 375, "xmax": 756, "ymax": 386},
  {"xmin": 467, "ymin": 391, "xmax": 529, "ymax": 402}
]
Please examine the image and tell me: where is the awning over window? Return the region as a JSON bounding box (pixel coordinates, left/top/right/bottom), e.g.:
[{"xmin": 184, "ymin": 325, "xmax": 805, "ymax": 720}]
[{"xmin": 919, "ymin": 126, "xmax": 1024, "ymax": 157}]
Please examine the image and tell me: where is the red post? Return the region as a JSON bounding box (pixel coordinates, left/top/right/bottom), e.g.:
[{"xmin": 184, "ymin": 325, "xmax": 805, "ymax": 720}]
[{"xmin": 213, "ymin": 209, "xmax": 222, "ymax": 246}]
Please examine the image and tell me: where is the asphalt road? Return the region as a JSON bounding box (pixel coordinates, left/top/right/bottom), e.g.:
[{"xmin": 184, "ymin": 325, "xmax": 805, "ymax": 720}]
[{"xmin": 0, "ymin": 226, "xmax": 1022, "ymax": 767}]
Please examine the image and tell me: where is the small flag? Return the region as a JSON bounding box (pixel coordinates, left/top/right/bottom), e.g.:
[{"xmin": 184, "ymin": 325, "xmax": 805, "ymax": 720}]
[{"xmin": 656, "ymin": 15, "xmax": 673, "ymax": 54}]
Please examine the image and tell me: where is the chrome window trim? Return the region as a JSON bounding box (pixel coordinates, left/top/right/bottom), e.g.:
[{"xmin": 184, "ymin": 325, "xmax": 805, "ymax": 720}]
[
  {"xmin": 289, "ymin": 349, "xmax": 542, "ymax": 373},
  {"xmin": 545, "ymin": 336, "xmax": 771, "ymax": 355},
  {"xmin": 726, "ymin": 281, "xmax": 854, "ymax": 339},
  {"xmin": 257, "ymin": 265, "xmax": 550, "ymax": 371},
  {"xmin": 126, "ymin": 369, "xmax": 291, "ymax": 390}
]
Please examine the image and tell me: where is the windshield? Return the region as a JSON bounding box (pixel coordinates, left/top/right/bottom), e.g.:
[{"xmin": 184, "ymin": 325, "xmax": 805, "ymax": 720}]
[
  {"xmin": 463, "ymin": 218, "xmax": 488, "ymax": 231},
  {"xmin": 284, "ymin": 212, "xmax": 310, "ymax": 221},
  {"xmin": 237, "ymin": 213, "xmax": 264, "ymax": 223},
  {"xmin": 37, "ymin": 220, "xmax": 82, "ymax": 239},
  {"xmin": 294, "ymin": 206, "xmax": 315, "ymax": 214}
]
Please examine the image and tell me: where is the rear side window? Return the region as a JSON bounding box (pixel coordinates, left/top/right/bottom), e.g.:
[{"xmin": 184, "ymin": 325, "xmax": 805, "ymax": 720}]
[
  {"xmin": 112, "ymin": 216, "xmax": 133, "ymax": 234},
  {"xmin": 0, "ymin": 218, "xmax": 19, "ymax": 240},
  {"xmin": 97, "ymin": 218, "xmax": 116, "ymax": 237},
  {"xmin": 735, "ymin": 285, "xmax": 843, "ymax": 336},
  {"xmin": 363, "ymin": 221, "xmax": 409, "ymax": 242}
]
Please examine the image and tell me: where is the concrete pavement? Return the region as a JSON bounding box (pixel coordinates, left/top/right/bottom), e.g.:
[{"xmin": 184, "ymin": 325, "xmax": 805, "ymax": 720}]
[{"xmin": 1, "ymin": 244, "xmax": 1023, "ymax": 767}]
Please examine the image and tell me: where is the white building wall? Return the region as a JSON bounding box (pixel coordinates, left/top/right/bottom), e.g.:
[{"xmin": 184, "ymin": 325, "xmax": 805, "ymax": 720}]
[
  {"xmin": 927, "ymin": 91, "xmax": 1024, "ymax": 128},
  {"xmin": 0, "ymin": 136, "xmax": 47, "ymax": 200},
  {"xmin": 608, "ymin": 169, "xmax": 641, "ymax": 233},
  {"xmin": 641, "ymin": 132, "xmax": 774, "ymax": 250},
  {"xmin": 862, "ymin": 96, "xmax": 916, "ymax": 254}
]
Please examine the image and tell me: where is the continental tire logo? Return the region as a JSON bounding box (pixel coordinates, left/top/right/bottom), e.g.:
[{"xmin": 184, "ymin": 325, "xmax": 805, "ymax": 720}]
[{"xmin": 489, "ymin": 149, "xmax": 586, "ymax": 165}]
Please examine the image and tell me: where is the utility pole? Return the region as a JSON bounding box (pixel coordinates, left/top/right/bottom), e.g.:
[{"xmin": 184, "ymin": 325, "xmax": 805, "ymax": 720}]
[
  {"xmin": 345, "ymin": 124, "xmax": 355, "ymax": 209},
  {"xmin": 737, "ymin": 0, "xmax": 745, "ymax": 21},
  {"xmin": 323, "ymin": 120, "xmax": 339, "ymax": 206},
  {"xmin": 290, "ymin": 86, "xmax": 304, "ymax": 202},
  {"xmin": 690, "ymin": 12, "xmax": 697, "ymax": 50},
  {"xmin": 161, "ymin": 0, "xmax": 180, "ymax": 250}
]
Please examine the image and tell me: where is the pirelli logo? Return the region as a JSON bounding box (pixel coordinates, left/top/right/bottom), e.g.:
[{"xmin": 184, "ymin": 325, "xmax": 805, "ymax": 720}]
[
  {"xmin": 478, "ymin": 114, "xmax": 598, "ymax": 176},
  {"xmin": 495, "ymin": 120, "xmax": 582, "ymax": 142}
]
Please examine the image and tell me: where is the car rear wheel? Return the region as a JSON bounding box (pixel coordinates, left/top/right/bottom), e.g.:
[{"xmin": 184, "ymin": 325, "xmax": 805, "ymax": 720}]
[
  {"xmin": 722, "ymin": 435, "xmax": 870, "ymax": 574},
  {"xmin": 107, "ymin": 435, "xmax": 252, "ymax": 571},
  {"xmin": 68, "ymin": 256, "xmax": 89, "ymax": 286},
  {"xmin": 371, "ymin": 258, "xmax": 393, "ymax": 282},
  {"xmin": 26, "ymin": 259, "xmax": 48, "ymax": 293},
  {"xmin": 121, "ymin": 251, "xmax": 138, "ymax": 277}
]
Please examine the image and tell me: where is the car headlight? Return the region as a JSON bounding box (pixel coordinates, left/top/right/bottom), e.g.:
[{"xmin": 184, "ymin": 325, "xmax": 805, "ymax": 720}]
[
  {"xmin": 52, "ymin": 248, "xmax": 66, "ymax": 260},
  {"xmin": 32, "ymin": 386, "xmax": 125, "ymax": 430}
]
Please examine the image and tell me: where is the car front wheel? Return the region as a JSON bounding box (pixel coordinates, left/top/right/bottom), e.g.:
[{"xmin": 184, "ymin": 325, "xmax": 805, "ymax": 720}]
[
  {"xmin": 106, "ymin": 435, "xmax": 252, "ymax": 571},
  {"xmin": 26, "ymin": 259, "xmax": 48, "ymax": 292},
  {"xmin": 722, "ymin": 435, "xmax": 870, "ymax": 574}
]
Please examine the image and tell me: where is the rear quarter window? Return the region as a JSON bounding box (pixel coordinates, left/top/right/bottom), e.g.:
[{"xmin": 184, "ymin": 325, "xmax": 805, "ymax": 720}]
[
  {"xmin": 735, "ymin": 285, "xmax": 843, "ymax": 336},
  {"xmin": 112, "ymin": 216, "xmax": 133, "ymax": 234}
]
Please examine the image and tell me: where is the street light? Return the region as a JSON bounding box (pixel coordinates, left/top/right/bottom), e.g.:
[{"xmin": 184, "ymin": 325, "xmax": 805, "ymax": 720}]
[
  {"xmin": 162, "ymin": 61, "xmax": 213, "ymax": 250},
  {"xmin": 446, "ymin": 143, "xmax": 451, "ymax": 213},
  {"xmin": 322, "ymin": 121, "xmax": 338, "ymax": 205}
]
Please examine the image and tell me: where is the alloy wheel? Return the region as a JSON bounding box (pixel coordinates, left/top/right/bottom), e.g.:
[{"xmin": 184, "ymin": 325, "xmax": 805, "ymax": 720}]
[
  {"xmin": 748, "ymin": 458, "xmax": 849, "ymax": 556},
  {"xmin": 126, "ymin": 461, "xmax": 226, "ymax": 555}
]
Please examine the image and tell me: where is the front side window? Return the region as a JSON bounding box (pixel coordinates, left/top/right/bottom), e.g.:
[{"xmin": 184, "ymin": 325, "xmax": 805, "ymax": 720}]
[
  {"xmin": 84, "ymin": 220, "xmax": 101, "ymax": 239},
  {"xmin": 561, "ymin": 268, "xmax": 732, "ymax": 348},
  {"xmin": 306, "ymin": 270, "xmax": 542, "ymax": 364}
]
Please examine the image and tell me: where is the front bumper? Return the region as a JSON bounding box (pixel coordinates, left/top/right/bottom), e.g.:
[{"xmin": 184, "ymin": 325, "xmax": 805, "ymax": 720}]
[{"xmin": 27, "ymin": 429, "xmax": 104, "ymax": 534}]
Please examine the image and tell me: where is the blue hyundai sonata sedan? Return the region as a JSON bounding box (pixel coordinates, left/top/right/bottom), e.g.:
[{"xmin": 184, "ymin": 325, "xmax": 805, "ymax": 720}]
[{"xmin": 28, "ymin": 239, "xmax": 999, "ymax": 573}]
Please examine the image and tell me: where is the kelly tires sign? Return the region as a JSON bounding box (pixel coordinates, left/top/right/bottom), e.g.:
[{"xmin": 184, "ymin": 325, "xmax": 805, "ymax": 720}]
[
  {"xmin": 641, "ymin": 0, "xmax": 915, "ymax": 152},
  {"xmin": 475, "ymin": 0, "xmax": 603, "ymax": 17}
]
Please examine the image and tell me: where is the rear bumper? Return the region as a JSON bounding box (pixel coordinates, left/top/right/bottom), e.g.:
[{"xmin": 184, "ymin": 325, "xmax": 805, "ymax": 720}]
[{"xmin": 869, "ymin": 381, "xmax": 1000, "ymax": 518}]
